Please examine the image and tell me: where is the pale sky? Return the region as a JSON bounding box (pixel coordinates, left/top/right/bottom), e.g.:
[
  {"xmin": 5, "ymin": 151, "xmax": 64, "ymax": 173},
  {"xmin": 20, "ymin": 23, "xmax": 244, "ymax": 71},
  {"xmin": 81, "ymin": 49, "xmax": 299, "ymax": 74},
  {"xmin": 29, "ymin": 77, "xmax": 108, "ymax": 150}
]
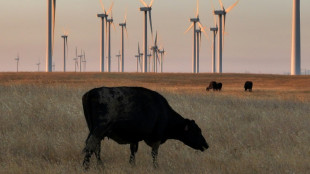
[{"xmin": 0, "ymin": 0, "xmax": 309, "ymax": 74}]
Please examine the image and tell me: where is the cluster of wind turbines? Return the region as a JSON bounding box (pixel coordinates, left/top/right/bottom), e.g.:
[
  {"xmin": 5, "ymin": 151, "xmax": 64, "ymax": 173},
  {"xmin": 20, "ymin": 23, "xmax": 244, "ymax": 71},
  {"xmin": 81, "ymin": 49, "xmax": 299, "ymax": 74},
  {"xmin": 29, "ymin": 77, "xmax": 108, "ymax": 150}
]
[
  {"xmin": 185, "ymin": 0, "xmax": 239, "ymax": 74},
  {"xmin": 41, "ymin": 0, "xmax": 301, "ymax": 75}
]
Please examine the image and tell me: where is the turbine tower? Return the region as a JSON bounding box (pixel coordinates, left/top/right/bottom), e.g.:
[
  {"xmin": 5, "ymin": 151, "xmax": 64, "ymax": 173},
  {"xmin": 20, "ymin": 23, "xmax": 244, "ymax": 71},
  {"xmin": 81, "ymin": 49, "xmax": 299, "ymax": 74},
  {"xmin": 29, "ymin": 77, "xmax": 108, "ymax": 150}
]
[
  {"xmin": 139, "ymin": 0, "xmax": 154, "ymax": 73},
  {"xmin": 291, "ymin": 0, "xmax": 301, "ymax": 75},
  {"xmin": 214, "ymin": 0, "xmax": 239, "ymax": 73},
  {"xmin": 61, "ymin": 31, "xmax": 68, "ymax": 72},
  {"xmin": 97, "ymin": 0, "xmax": 113, "ymax": 72},
  {"xmin": 135, "ymin": 43, "xmax": 143, "ymax": 72},
  {"xmin": 82, "ymin": 51, "xmax": 87, "ymax": 72},
  {"xmin": 196, "ymin": 28, "xmax": 202, "ymax": 73},
  {"xmin": 15, "ymin": 54, "xmax": 20, "ymax": 72},
  {"xmin": 185, "ymin": 0, "xmax": 206, "ymax": 73},
  {"xmin": 119, "ymin": 10, "xmax": 128, "ymax": 73},
  {"xmin": 46, "ymin": 0, "xmax": 56, "ymax": 72}
]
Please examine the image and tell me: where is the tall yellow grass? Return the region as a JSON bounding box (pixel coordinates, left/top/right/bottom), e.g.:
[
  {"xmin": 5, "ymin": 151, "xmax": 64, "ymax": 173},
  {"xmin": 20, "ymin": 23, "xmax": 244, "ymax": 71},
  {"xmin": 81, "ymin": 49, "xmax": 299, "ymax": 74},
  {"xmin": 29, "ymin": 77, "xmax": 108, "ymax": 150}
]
[{"xmin": 0, "ymin": 73, "xmax": 309, "ymax": 173}]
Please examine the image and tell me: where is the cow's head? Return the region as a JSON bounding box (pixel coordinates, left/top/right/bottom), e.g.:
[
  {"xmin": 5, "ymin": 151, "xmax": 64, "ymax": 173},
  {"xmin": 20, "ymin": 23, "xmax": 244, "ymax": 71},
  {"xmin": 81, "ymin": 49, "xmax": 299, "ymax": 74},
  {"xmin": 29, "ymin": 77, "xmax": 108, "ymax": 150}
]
[{"xmin": 182, "ymin": 119, "xmax": 209, "ymax": 151}]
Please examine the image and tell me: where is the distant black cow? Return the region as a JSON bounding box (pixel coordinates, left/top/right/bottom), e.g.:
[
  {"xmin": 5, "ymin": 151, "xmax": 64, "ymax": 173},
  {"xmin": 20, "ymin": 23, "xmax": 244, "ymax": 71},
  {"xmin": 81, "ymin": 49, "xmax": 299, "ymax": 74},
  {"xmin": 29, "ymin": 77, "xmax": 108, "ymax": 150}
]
[
  {"xmin": 244, "ymin": 81, "xmax": 253, "ymax": 92},
  {"xmin": 82, "ymin": 87, "xmax": 209, "ymax": 169},
  {"xmin": 206, "ymin": 81, "xmax": 222, "ymax": 91}
]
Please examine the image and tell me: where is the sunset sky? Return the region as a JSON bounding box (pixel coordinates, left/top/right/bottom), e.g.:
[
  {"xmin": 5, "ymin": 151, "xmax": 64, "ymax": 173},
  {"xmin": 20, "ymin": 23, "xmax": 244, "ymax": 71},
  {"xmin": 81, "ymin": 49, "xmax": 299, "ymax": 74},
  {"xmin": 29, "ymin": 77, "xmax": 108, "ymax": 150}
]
[{"xmin": 0, "ymin": 0, "xmax": 309, "ymax": 74}]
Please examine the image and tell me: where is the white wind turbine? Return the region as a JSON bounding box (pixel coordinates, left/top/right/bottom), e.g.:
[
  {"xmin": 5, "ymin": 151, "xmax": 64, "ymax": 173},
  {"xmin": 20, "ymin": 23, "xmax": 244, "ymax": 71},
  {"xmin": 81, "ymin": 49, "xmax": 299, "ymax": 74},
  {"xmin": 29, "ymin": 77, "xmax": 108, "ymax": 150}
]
[
  {"xmin": 36, "ymin": 59, "xmax": 41, "ymax": 72},
  {"xmin": 151, "ymin": 31, "xmax": 159, "ymax": 73},
  {"xmin": 73, "ymin": 47, "xmax": 79, "ymax": 72},
  {"xmin": 116, "ymin": 51, "xmax": 121, "ymax": 72},
  {"xmin": 61, "ymin": 30, "xmax": 68, "ymax": 72},
  {"xmin": 158, "ymin": 48, "xmax": 166, "ymax": 73},
  {"xmin": 135, "ymin": 43, "xmax": 143, "ymax": 72},
  {"xmin": 119, "ymin": 10, "xmax": 128, "ymax": 73},
  {"xmin": 210, "ymin": 0, "xmax": 218, "ymax": 73},
  {"xmin": 139, "ymin": 0, "xmax": 154, "ymax": 73},
  {"xmin": 15, "ymin": 54, "xmax": 20, "ymax": 72},
  {"xmin": 97, "ymin": 0, "xmax": 114, "ymax": 72},
  {"xmin": 214, "ymin": 0, "xmax": 240, "ymax": 73},
  {"xmin": 185, "ymin": 0, "xmax": 207, "ymax": 73},
  {"xmin": 82, "ymin": 51, "xmax": 87, "ymax": 72},
  {"xmin": 196, "ymin": 28, "xmax": 202, "ymax": 73},
  {"xmin": 46, "ymin": 0, "xmax": 56, "ymax": 72},
  {"xmin": 106, "ymin": 11, "xmax": 116, "ymax": 72},
  {"xmin": 291, "ymin": 0, "xmax": 301, "ymax": 75}
]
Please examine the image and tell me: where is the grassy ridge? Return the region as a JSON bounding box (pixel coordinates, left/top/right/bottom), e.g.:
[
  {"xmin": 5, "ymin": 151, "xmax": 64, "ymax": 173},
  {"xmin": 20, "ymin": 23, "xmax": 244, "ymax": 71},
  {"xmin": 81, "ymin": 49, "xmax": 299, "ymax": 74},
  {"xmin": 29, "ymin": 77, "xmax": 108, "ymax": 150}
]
[{"xmin": 0, "ymin": 73, "xmax": 309, "ymax": 173}]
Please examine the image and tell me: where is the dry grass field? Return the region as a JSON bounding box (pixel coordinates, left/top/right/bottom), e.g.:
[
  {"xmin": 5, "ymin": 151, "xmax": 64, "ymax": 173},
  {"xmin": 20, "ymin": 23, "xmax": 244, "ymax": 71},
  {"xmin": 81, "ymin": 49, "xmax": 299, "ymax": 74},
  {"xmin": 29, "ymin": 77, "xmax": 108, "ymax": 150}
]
[{"xmin": 0, "ymin": 72, "xmax": 309, "ymax": 174}]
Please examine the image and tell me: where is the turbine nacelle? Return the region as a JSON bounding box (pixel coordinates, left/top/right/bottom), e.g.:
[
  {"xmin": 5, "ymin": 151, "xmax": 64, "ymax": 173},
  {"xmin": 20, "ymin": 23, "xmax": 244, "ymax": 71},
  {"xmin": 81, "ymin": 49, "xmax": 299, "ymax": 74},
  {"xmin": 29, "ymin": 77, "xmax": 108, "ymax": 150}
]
[
  {"xmin": 190, "ymin": 18, "xmax": 199, "ymax": 23},
  {"xmin": 214, "ymin": 10, "xmax": 226, "ymax": 15},
  {"xmin": 210, "ymin": 27, "xmax": 218, "ymax": 31},
  {"xmin": 119, "ymin": 23, "xmax": 126, "ymax": 27},
  {"xmin": 97, "ymin": 13, "xmax": 107, "ymax": 18},
  {"xmin": 140, "ymin": 7, "xmax": 152, "ymax": 12}
]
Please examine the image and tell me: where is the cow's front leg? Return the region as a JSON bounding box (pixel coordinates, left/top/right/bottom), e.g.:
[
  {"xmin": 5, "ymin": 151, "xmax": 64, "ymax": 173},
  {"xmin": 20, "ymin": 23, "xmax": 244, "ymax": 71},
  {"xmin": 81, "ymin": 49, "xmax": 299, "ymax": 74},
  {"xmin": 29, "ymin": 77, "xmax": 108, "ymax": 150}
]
[{"xmin": 129, "ymin": 142, "xmax": 139, "ymax": 166}]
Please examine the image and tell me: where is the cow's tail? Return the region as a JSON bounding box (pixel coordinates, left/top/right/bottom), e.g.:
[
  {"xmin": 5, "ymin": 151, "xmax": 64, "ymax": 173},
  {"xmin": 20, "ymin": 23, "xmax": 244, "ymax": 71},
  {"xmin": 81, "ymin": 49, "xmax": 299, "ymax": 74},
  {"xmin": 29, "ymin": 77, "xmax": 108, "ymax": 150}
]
[{"xmin": 82, "ymin": 91, "xmax": 92, "ymax": 132}]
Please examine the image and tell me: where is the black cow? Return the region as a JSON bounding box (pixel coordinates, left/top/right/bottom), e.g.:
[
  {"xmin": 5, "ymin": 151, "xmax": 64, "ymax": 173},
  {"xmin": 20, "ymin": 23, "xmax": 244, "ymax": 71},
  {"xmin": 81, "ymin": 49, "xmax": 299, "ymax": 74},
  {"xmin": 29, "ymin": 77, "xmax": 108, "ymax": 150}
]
[
  {"xmin": 206, "ymin": 81, "xmax": 222, "ymax": 91},
  {"xmin": 82, "ymin": 87, "xmax": 209, "ymax": 169},
  {"xmin": 244, "ymin": 81, "xmax": 253, "ymax": 92}
]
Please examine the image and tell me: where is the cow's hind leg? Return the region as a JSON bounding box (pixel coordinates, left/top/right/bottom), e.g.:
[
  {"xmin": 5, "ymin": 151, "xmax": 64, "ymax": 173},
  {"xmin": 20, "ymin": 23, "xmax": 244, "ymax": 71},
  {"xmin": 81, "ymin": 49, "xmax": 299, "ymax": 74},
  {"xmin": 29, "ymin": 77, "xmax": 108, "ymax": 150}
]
[
  {"xmin": 83, "ymin": 134, "xmax": 101, "ymax": 170},
  {"xmin": 95, "ymin": 140, "xmax": 103, "ymax": 165},
  {"xmin": 151, "ymin": 142, "xmax": 161, "ymax": 168},
  {"xmin": 129, "ymin": 142, "xmax": 139, "ymax": 166}
]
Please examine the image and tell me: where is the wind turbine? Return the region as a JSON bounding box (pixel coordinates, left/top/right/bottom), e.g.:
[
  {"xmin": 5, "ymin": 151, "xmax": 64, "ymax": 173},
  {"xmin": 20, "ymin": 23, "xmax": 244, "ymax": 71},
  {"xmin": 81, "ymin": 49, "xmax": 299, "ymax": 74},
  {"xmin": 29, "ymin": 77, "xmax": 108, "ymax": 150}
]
[
  {"xmin": 135, "ymin": 43, "xmax": 142, "ymax": 72},
  {"xmin": 36, "ymin": 59, "xmax": 41, "ymax": 72},
  {"xmin": 46, "ymin": 0, "xmax": 56, "ymax": 72},
  {"xmin": 139, "ymin": 0, "xmax": 154, "ymax": 73},
  {"xmin": 185, "ymin": 0, "xmax": 207, "ymax": 73},
  {"xmin": 119, "ymin": 10, "xmax": 128, "ymax": 73},
  {"xmin": 116, "ymin": 51, "xmax": 121, "ymax": 72},
  {"xmin": 291, "ymin": 0, "xmax": 301, "ymax": 75},
  {"xmin": 158, "ymin": 48, "xmax": 166, "ymax": 73},
  {"xmin": 97, "ymin": 0, "xmax": 114, "ymax": 72},
  {"xmin": 106, "ymin": 11, "xmax": 116, "ymax": 72},
  {"xmin": 73, "ymin": 47, "xmax": 79, "ymax": 72},
  {"xmin": 78, "ymin": 49, "xmax": 84, "ymax": 72},
  {"xmin": 52, "ymin": 62, "xmax": 55, "ymax": 72},
  {"xmin": 210, "ymin": 0, "xmax": 218, "ymax": 73},
  {"xmin": 61, "ymin": 31, "xmax": 68, "ymax": 72},
  {"xmin": 82, "ymin": 51, "xmax": 87, "ymax": 72},
  {"xmin": 214, "ymin": 0, "xmax": 240, "ymax": 73},
  {"xmin": 151, "ymin": 31, "xmax": 159, "ymax": 73},
  {"xmin": 15, "ymin": 54, "xmax": 20, "ymax": 72}
]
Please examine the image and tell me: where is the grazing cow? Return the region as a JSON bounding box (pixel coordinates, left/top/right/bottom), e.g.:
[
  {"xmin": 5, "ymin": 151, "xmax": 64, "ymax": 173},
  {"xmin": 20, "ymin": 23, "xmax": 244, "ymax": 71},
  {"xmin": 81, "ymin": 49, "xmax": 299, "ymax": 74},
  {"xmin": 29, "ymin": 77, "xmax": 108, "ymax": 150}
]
[
  {"xmin": 82, "ymin": 87, "xmax": 209, "ymax": 169},
  {"xmin": 244, "ymin": 81, "xmax": 253, "ymax": 92},
  {"xmin": 206, "ymin": 81, "xmax": 222, "ymax": 91}
]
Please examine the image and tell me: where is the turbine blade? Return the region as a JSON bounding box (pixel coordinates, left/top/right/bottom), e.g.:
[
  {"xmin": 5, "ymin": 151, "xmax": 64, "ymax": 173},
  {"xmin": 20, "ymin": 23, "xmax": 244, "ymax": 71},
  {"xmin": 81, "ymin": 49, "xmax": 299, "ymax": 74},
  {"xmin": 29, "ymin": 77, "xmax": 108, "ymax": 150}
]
[
  {"xmin": 125, "ymin": 27, "xmax": 128, "ymax": 38},
  {"xmin": 196, "ymin": 0, "xmax": 199, "ymax": 18},
  {"xmin": 155, "ymin": 31, "xmax": 158, "ymax": 46},
  {"xmin": 124, "ymin": 8, "xmax": 127, "ymax": 23},
  {"xmin": 138, "ymin": 42, "xmax": 140, "ymax": 54},
  {"xmin": 99, "ymin": 0, "xmax": 105, "ymax": 12},
  {"xmin": 210, "ymin": 0, "xmax": 215, "ymax": 11},
  {"xmin": 149, "ymin": 10, "xmax": 153, "ymax": 35},
  {"xmin": 112, "ymin": 21, "xmax": 116, "ymax": 31},
  {"xmin": 213, "ymin": 14, "xmax": 217, "ymax": 26},
  {"xmin": 226, "ymin": 0, "xmax": 240, "ymax": 13},
  {"xmin": 150, "ymin": 0, "xmax": 154, "ymax": 7},
  {"xmin": 198, "ymin": 22, "xmax": 209, "ymax": 40},
  {"xmin": 185, "ymin": 23, "xmax": 194, "ymax": 34},
  {"xmin": 219, "ymin": 0, "xmax": 224, "ymax": 10},
  {"xmin": 107, "ymin": 1, "xmax": 114, "ymax": 15},
  {"xmin": 139, "ymin": 0, "xmax": 148, "ymax": 7}
]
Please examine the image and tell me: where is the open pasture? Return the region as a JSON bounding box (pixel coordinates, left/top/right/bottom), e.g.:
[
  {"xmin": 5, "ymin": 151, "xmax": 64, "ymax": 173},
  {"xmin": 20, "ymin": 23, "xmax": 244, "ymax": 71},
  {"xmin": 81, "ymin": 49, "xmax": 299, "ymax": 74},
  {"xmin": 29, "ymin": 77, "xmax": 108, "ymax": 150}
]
[{"xmin": 0, "ymin": 73, "xmax": 309, "ymax": 174}]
